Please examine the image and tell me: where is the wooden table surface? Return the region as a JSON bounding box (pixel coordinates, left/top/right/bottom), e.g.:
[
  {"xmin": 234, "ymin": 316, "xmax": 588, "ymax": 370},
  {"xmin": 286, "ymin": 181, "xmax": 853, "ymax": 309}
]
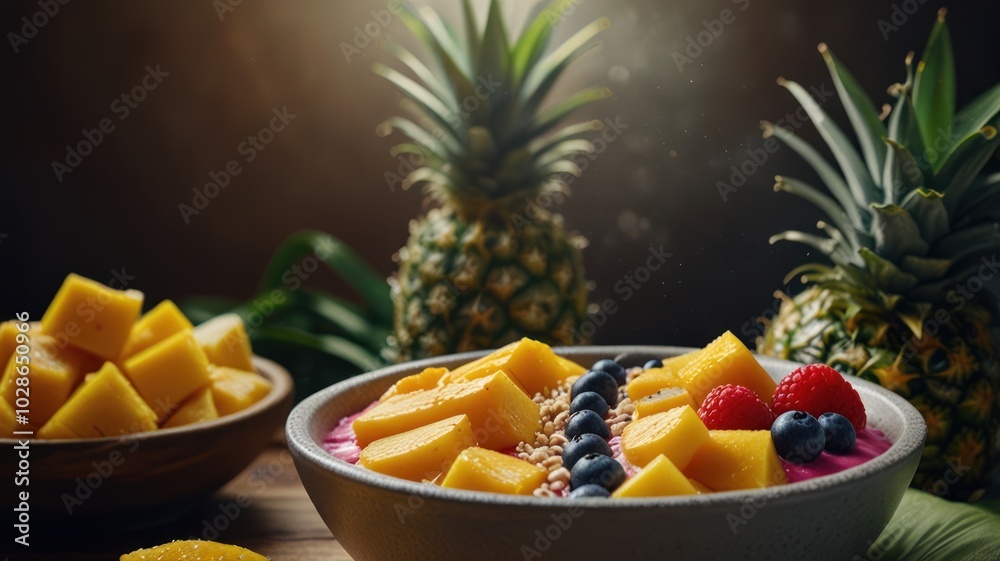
[{"xmin": 18, "ymin": 444, "xmax": 354, "ymax": 560}]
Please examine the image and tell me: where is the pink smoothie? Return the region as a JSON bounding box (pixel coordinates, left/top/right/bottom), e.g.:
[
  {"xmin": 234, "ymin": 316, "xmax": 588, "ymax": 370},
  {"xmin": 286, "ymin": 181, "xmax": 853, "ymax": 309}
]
[{"xmin": 781, "ymin": 428, "xmax": 893, "ymax": 483}]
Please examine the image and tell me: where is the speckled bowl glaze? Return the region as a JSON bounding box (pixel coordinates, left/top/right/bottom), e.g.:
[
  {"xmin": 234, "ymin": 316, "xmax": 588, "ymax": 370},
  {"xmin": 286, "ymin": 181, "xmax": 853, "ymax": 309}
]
[
  {"xmin": 287, "ymin": 347, "xmax": 925, "ymax": 561},
  {"xmin": 0, "ymin": 356, "xmax": 293, "ymax": 533}
]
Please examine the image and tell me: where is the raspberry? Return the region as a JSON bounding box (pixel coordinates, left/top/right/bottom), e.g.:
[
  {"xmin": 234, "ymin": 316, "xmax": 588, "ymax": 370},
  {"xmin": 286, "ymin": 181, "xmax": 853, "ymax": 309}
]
[
  {"xmin": 697, "ymin": 384, "xmax": 774, "ymax": 430},
  {"xmin": 772, "ymin": 364, "xmax": 867, "ymax": 430}
]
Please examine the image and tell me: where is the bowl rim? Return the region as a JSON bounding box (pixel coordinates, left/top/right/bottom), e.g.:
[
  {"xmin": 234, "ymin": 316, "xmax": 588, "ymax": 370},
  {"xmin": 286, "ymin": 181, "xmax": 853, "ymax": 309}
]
[
  {"xmin": 0, "ymin": 355, "xmax": 293, "ymax": 446},
  {"xmin": 286, "ymin": 345, "xmax": 927, "ymax": 508}
]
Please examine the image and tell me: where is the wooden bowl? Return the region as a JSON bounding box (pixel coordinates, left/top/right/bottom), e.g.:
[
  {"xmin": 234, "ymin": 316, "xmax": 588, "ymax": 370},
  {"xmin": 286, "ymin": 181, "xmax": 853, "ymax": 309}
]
[
  {"xmin": 0, "ymin": 356, "xmax": 293, "ymax": 533},
  {"xmin": 287, "ymin": 346, "xmax": 925, "ymax": 561}
]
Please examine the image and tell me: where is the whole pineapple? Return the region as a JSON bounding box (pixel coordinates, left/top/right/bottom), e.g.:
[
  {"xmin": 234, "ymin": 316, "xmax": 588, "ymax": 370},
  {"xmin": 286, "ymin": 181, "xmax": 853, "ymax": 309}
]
[
  {"xmin": 377, "ymin": 1, "xmax": 609, "ymax": 360},
  {"xmin": 760, "ymin": 10, "xmax": 1000, "ymax": 501}
]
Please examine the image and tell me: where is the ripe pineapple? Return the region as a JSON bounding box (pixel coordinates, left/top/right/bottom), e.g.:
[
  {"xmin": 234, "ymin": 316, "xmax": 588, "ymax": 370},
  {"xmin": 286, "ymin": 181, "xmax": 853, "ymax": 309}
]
[
  {"xmin": 376, "ymin": 1, "xmax": 610, "ymax": 360},
  {"xmin": 760, "ymin": 10, "xmax": 1000, "ymax": 500}
]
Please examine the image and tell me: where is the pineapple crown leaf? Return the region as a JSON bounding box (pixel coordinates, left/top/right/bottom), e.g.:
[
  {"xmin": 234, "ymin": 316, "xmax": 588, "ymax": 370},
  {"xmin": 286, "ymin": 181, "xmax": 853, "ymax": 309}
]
[
  {"xmin": 376, "ymin": 1, "xmax": 610, "ymax": 210},
  {"xmin": 770, "ymin": 10, "xmax": 1000, "ymax": 309}
]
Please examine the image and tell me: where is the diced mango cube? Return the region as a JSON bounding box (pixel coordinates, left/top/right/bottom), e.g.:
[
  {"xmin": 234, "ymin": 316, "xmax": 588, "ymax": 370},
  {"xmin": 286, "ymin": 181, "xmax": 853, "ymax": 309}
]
[
  {"xmin": 359, "ymin": 414, "xmax": 477, "ymax": 481},
  {"xmin": 0, "ymin": 321, "xmax": 23, "ymax": 372},
  {"xmin": 119, "ymin": 300, "xmax": 193, "ymax": 360},
  {"xmin": 677, "ymin": 331, "xmax": 777, "ymax": 406},
  {"xmin": 621, "ymin": 405, "xmax": 709, "ymax": 469},
  {"xmin": 439, "ymin": 338, "xmax": 585, "ymax": 397},
  {"xmin": 634, "ymin": 386, "xmax": 697, "ymax": 419},
  {"xmin": 194, "ymin": 314, "xmax": 254, "ymax": 371},
  {"xmin": 380, "ymin": 367, "xmax": 449, "ymax": 401},
  {"xmin": 683, "ymin": 430, "xmax": 787, "ymax": 491},
  {"xmin": 38, "ymin": 362, "xmax": 158, "ymax": 439},
  {"xmin": 163, "ymin": 387, "xmax": 219, "ymax": 429},
  {"xmin": 441, "ymin": 447, "xmax": 546, "ymax": 495},
  {"xmin": 124, "ymin": 330, "xmax": 212, "ymax": 418},
  {"xmin": 0, "ymin": 332, "xmax": 93, "ymax": 427},
  {"xmin": 353, "ymin": 371, "xmax": 539, "ymax": 450},
  {"xmin": 627, "ymin": 351, "xmax": 700, "ymax": 401},
  {"xmin": 0, "ymin": 396, "xmax": 16, "ymax": 438},
  {"xmin": 40, "ymin": 274, "xmax": 144, "ymax": 360},
  {"xmin": 210, "ymin": 367, "xmax": 272, "ymax": 416},
  {"xmin": 612, "ymin": 454, "xmax": 698, "ymax": 498},
  {"xmin": 689, "ymin": 478, "xmax": 713, "ymax": 494}
]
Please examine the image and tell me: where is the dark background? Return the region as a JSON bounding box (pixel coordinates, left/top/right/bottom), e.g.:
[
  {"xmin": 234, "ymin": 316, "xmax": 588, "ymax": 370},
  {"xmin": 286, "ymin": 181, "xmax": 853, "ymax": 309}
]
[{"xmin": 2, "ymin": 0, "xmax": 999, "ymax": 348}]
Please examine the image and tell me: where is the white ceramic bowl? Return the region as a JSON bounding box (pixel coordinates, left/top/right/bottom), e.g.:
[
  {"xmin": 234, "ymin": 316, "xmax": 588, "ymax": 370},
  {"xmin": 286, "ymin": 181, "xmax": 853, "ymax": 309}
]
[{"xmin": 287, "ymin": 347, "xmax": 925, "ymax": 561}]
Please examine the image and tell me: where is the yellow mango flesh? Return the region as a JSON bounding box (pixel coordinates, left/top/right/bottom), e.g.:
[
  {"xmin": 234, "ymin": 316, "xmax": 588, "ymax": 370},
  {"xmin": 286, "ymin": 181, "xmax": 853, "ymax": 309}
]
[
  {"xmin": 634, "ymin": 386, "xmax": 697, "ymax": 419},
  {"xmin": 41, "ymin": 273, "xmax": 144, "ymax": 360},
  {"xmin": 359, "ymin": 414, "xmax": 476, "ymax": 481},
  {"xmin": 0, "ymin": 332, "xmax": 93, "ymax": 427},
  {"xmin": 441, "ymin": 447, "xmax": 546, "ymax": 495},
  {"xmin": 689, "ymin": 478, "xmax": 713, "ymax": 494},
  {"xmin": 38, "ymin": 362, "xmax": 158, "ymax": 439},
  {"xmin": 678, "ymin": 331, "xmax": 776, "ymax": 406},
  {"xmin": 627, "ymin": 351, "xmax": 700, "ymax": 401},
  {"xmin": 683, "ymin": 430, "xmax": 787, "ymax": 492},
  {"xmin": 120, "ymin": 540, "xmax": 268, "ymax": 561},
  {"xmin": 0, "ymin": 396, "xmax": 16, "ymax": 438},
  {"xmin": 124, "ymin": 330, "xmax": 212, "ymax": 418},
  {"xmin": 210, "ymin": 367, "xmax": 272, "ymax": 416},
  {"xmin": 621, "ymin": 405, "xmax": 709, "ymax": 469},
  {"xmin": 119, "ymin": 300, "xmax": 193, "ymax": 360},
  {"xmin": 380, "ymin": 367, "xmax": 449, "ymax": 401},
  {"xmin": 439, "ymin": 338, "xmax": 585, "ymax": 397},
  {"xmin": 0, "ymin": 321, "xmax": 21, "ymax": 371},
  {"xmin": 193, "ymin": 314, "xmax": 255, "ymax": 371},
  {"xmin": 163, "ymin": 387, "xmax": 219, "ymax": 429},
  {"xmin": 612, "ymin": 454, "xmax": 698, "ymax": 498},
  {"xmin": 353, "ymin": 371, "xmax": 539, "ymax": 450}
]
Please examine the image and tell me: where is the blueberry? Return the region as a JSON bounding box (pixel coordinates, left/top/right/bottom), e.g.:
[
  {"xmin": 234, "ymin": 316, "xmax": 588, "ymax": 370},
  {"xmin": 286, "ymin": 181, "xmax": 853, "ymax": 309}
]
[
  {"xmin": 562, "ymin": 433, "xmax": 613, "ymax": 470},
  {"xmin": 571, "ymin": 391, "xmax": 610, "ymax": 418},
  {"xmin": 566, "ymin": 410, "xmax": 611, "ymax": 441},
  {"xmin": 818, "ymin": 412, "xmax": 856, "ymax": 454},
  {"xmin": 592, "ymin": 359, "xmax": 627, "ymax": 386},
  {"xmin": 771, "ymin": 410, "xmax": 826, "ymax": 464},
  {"xmin": 571, "ymin": 371, "xmax": 619, "ymax": 406},
  {"xmin": 568, "ymin": 484, "xmax": 611, "ymax": 499},
  {"xmin": 643, "ymin": 359, "xmax": 664, "ymax": 370},
  {"xmin": 570, "ymin": 453, "xmax": 626, "ymax": 491}
]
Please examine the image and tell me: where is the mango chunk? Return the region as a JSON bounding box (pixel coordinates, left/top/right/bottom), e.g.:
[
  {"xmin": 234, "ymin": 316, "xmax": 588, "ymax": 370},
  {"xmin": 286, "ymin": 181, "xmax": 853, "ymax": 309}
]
[
  {"xmin": 621, "ymin": 405, "xmax": 709, "ymax": 469},
  {"xmin": 627, "ymin": 351, "xmax": 700, "ymax": 401},
  {"xmin": 359, "ymin": 414, "xmax": 476, "ymax": 481},
  {"xmin": 353, "ymin": 371, "xmax": 539, "ymax": 450},
  {"xmin": 38, "ymin": 362, "xmax": 158, "ymax": 439},
  {"xmin": 124, "ymin": 330, "xmax": 212, "ymax": 418},
  {"xmin": 210, "ymin": 367, "xmax": 272, "ymax": 416},
  {"xmin": 689, "ymin": 478, "xmax": 713, "ymax": 494},
  {"xmin": 677, "ymin": 331, "xmax": 776, "ymax": 406},
  {"xmin": 634, "ymin": 386, "xmax": 697, "ymax": 419},
  {"xmin": 193, "ymin": 314, "xmax": 254, "ymax": 371},
  {"xmin": 439, "ymin": 338, "xmax": 585, "ymax": 397},
  {"xmin": 380, "ymin": 367, "xmax": 449, "ymax": 401},
  {"xmin": 120, "ymin": 540, "xmax": 268, "ymax": 561},
  {"xmin": 0, "ymin": 396, "xmax": 16, "ymax": 438},
  {"xmin": 41, "ymin": 274, "xmax": 144, "ymax": 360},
  {"xmin": 0, "ymin": 320, "xmax": 23, "ymax": 372},
  {"xmin": 163, "ymin": 387, "xmax": 219, "ymax": 429},
  {"xmin": 0, "ymin": 332, "xmax": 93, "ymax": 427},
  {"xmin": 612, "ymin": 454, "xmax": 698, "ymax": 498},
  {"xmin": 441, "ymin": 447, "xmax": 546, "ymax": 495},
  {"xmin": 119, "ymin": 300, "xmax": 193, "ymax": 360},
  {"xmin": 683, "ymin": 430, "xmax": 787, "ymax": 491}
]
